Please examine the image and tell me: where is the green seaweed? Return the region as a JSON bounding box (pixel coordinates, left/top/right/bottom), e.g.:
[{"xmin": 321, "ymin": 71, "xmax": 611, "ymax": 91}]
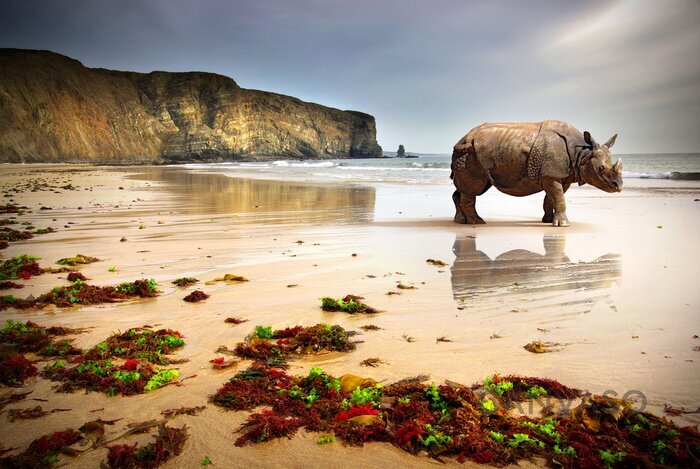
[
  {"xmin": 599, "ymin": 449, "xmax": 626, "ymax": 467},
  {"xmin": 421, "ymin": 424, "xmax": 452, "ymax": 448},
  {"xmin": 484, "ymin": 375, "xmax": 513, "ymax": 396},
  {"xmin": 253, "ymin": 325, "xmax": 274, "ymax": 339},
  {"xmin": 317, "ymin": 434, "xmax": 335, "ymax": 445},
  {"xmin": 144, "ymin": 369, "xmax": 180, "ymax": 391},
  {"xmin": 320, "ymin": 295, "xmax": 379, "ymax": 314},
  {"xmin": 488, "ymin": 431, "xmax": 505, "ymax": 444},
  {"xmin": 345, "ymin": 384, "xmax": 383, "ymax": 408},
  {"xmin": 509, "ymin": 433, "xmax": 545, "ymax": 449},
  {"xmin": 519, "ymin": 418, "xmax": 562, "ymax": 443},
  {"xmin": 527, "ymin": 385, "xmax": 548, "ymax": 398},
  {"xmin": 115, "ymin": 278, "xmax": 157, "ymax": 295},
  {"xmin": 554, "ymin": 444, "xmax": 576, "ymax": 456}
]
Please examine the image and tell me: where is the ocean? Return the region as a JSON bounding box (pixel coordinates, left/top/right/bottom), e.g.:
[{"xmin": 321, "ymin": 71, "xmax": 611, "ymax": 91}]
[{"xmin": 182, "ymin": 153, "xmax": 700, "ymax": 186}]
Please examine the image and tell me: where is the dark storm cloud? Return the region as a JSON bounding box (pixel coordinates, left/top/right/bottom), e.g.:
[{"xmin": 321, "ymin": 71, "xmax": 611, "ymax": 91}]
[{"xmin": 1, "ymin": 0, "xmax": 698, "ymax": 153}]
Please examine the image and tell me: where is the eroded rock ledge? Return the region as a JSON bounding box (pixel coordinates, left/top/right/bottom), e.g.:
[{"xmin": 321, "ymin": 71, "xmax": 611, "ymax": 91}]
[{"xmin": 0, "ymin": 49, "xmax": 382, "ymax": 163}]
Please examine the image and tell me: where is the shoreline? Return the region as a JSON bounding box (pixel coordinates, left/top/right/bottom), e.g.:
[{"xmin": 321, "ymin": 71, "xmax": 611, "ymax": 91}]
[{"xmin": 0, "ymin": 164, "xmax": 698, "ymax": 467}]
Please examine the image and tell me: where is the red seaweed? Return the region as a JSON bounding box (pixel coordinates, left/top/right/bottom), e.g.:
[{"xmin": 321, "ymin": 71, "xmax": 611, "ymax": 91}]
[
  {"xmin": 105, "ymin": 424, "xmax": 188, "ymax": 468},
  {"xmin": 207, "ymin": 364, "xmax": 699, "ymax": 467},
  {"xmin": 0, "ymin": 353, "xmax": 38, "ymax": 386},
  {"xmin": 334, "ymin": 404, "xmax": 379, "ymax": 422},
  {"xmin": 234, "ymin": 410, "xmax": 304, "ymax": 446},
  {"xmin": 0, "ymin": 429, "xmax": 81, "ymax": 467},
  {"xmin": 66, "ymin": 272, "xmax": 87, "ymax": 282},
  {"xmin": 183, "ymin": 290, "xmax": 209, "ymax": 302}
]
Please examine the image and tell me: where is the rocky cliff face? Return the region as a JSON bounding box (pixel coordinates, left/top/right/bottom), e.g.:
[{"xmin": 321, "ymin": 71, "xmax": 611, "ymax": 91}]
[{"xmin": 0, "ymin": 49, "xmax": 382, "ymax": 163}]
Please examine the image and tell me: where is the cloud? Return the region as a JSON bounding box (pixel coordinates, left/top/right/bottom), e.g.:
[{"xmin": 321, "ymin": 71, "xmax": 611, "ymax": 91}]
[{"xmin": 0, "ymin": 0, "xmax": 697, "ymax": 152}]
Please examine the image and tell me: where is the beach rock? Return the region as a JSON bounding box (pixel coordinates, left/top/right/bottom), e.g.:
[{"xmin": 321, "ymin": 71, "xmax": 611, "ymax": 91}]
[
  {"xmin": 0, "ymin": 49, "xmax": 382, "ymax": 163},
  {"xmin": 339, "ymin": 374, "xmax": 377, "ymax": 393}
]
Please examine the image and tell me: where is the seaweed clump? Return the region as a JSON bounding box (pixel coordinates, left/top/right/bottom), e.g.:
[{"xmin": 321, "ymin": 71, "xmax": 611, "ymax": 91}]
[
  {"xmin": 55, "ymin": 254, "xmax": 100, "ymax": 266},
  {"xmin": 0, "ymin": 227, "xmax": 34, "ymax": 244},
  {"xmin": 37, "ymin": 278, "xmax": 158, "ymax": 307},
  {"xmin": 82, "ymin": 327, "xmax": 185, "ymax": 365},
  {"xmin": 0, "ymin": 255, "xmax": 42, "ymax": 280},
  {"xmin": 0, "ymin": 320, "xmax": 82, "ymax": 357},
  {"xmin": 0, "ymin": 203, "xmax": 27, "ymax": 214},
  {"xmin": 0, "ymin": 294, "xmax": 37, "ymax": 311},
  {"xmin": 105, "ymin": 424, "xmax": 188, "ymax": 468},
  {"xmin": 1, "ymin": 277, "xmax": 159, "ymax": 310},
  {"xmin": 235, "ymin": 410, "xmax": 304, "ymax": 446},
  {"xmin": 321, "ymin": 295, "xmax": 379, "ymax": 314},
  {"xmin": 43, "ymin": 326, "xmax": 184, "ymax": 396},
  {"xmin": 209, "ymin": 368, "xmax": 700, "ymax": 467},
  {"xmin": 183, "ymin": 290, "xmax": 209, "ymax": 302},
  {"xmin": 0, "ymin": 352, "xmax": 38, "ymax": 386},
  {"xmin": 0, "ymin": 429, "xmax": 81, "ymax": 467},
  {"xmin": 107, "ymin": 424, "xmax": 188, "ymax": 469},
  {"xmin": 172, "ymin": 277, "xmax": 198, "ymax": 287},
  {"xmin": 66, "ymin": 272, "xmax": 87, "ymax": 282},
  {"xmin": 0, "ymin": 281, "xmax": 24, "ymax": 289},
  {"xmin": 233, "ymin": 324, "xmax": 356, "ymax": 362}
]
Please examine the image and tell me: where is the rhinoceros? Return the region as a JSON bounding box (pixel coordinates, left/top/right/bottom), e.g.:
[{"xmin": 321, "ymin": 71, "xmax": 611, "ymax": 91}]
[{"xmin": 450, "ymin": 120, "xmax": 622, "ymax": 226}]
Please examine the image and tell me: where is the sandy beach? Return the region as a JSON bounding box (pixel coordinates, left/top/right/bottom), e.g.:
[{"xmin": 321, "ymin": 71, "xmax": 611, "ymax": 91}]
[{"xmin": 1, "ymin": 164, "xmax": 698, "ymax": 467}]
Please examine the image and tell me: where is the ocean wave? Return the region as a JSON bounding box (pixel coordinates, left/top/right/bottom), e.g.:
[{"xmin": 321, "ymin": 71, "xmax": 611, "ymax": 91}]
[
  {"xmin": 410, "ymin": 161, "xmax": 451, "ymax": 169},
  {"xmin": 624, "ymin": 171, "xmax": 700, "ymax": 180},
  {"xmin": 337, "ymin": 165, "xmax": 450, "ymax": 172},
  {"xmin": 272, "ymin": 160, "xmax": 337, "ymax": 168}
]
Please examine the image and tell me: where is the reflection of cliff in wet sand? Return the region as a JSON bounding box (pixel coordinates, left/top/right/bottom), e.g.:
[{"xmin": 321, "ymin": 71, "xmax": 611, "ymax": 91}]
[
  {"xmin": 451, "ymin": 234, "xmax": 621, "ymax": 315},
  {"xmin": 128, "ymin": 167, "xmax": 376, "ymax": 224}
]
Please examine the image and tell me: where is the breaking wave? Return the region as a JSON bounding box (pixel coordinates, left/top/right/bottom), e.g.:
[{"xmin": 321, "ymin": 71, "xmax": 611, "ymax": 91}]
[{"xmin": 624, "ymin": 171, "xmax": 700, "ymax": 180}]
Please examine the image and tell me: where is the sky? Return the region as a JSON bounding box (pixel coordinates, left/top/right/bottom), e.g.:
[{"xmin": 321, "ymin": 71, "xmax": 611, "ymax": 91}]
[{"xmin": 1, "ymin": 0, "xmax": 698, "ymax": 154}]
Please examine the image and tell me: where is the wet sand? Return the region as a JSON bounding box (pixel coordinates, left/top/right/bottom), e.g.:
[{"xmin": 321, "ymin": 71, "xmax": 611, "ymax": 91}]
[{"xmin": 0, "ymin": 164, "xmax": 699, "ymax": 467}]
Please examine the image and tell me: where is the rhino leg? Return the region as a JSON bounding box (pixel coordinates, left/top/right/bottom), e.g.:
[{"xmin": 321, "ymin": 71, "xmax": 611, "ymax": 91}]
[
  {"xmin": 454, "ymin": 187, "xmax": 488, "ymax": 224},
  {"xmin": 541, "ymin": 178, "xmax": 570, "ymax": 227},
  {"xmin": 542, "ymin": 195, "xmax": 555, "ymax": 223},
  {"xmin": 542, "ymin": 183, "xmax": 570, "ymax": 223},
  {"xmin": 452, "ymin": 150, "xmax": 490, "ymax": 224},
  {"xmin": 453, "ymin": 190, "xmax": 467, "ymax": 224}
]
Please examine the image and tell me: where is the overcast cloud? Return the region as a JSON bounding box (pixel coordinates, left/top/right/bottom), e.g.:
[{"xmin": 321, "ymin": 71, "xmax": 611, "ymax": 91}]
[{"xmin": 1, "ymin": 0, "xmax": 698, "ymax": 153}]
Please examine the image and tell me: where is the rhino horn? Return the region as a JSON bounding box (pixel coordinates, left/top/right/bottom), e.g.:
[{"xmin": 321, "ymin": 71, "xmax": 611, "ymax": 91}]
[
  {"xmin": 604, "ymin": 134, "xmax": 618, "ymax": 148},
  {"xmin": 583, "ymin": 131, "xmax": 596, "ymax": 147},
  {"xmin": 613, "ymin": 157, "xmax": 623, "ymax": 174}
]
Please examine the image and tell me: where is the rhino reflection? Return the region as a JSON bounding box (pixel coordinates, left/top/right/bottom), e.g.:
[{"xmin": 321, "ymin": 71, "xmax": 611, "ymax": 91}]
[
  {"xmin": 127, "ymin": 167, "xmax": 375, "ymax": 224},
  {"xmin": 451, "ymin": 235, "xmax": 621, "ymax": 314}
]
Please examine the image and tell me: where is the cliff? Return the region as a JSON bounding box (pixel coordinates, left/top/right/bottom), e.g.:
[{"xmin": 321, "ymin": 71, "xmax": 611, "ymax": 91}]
[{"xmin": 0, "ymin": 49, "xmax": 382, "ymax": 163}]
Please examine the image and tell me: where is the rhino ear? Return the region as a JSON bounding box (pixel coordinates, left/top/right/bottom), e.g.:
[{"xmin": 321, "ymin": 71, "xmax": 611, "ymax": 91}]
[
  {"xmin": 604, "ymin": 133, "xmax": 617, "ymax": 148},
  {"xmin": 583, "ymin": 131, "xmax": 596, "ymax": 147}
]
